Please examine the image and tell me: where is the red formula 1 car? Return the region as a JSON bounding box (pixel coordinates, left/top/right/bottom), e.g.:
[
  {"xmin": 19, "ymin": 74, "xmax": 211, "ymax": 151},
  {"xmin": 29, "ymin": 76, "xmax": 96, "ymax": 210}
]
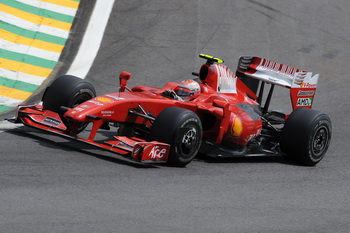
[{"xmin": 10, "ymin": 54, "xmax": 332, "ymax": 166}]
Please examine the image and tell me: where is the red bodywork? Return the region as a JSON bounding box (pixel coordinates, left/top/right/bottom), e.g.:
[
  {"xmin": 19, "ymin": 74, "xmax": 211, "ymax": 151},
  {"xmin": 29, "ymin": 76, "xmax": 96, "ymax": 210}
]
[
  {"xmin": 14, "ymin": 55, "xmax": 318, "ymax": 163},
  {"xmin": 64, "ymin": 62, "xmax": 262, "ymax": 146}
]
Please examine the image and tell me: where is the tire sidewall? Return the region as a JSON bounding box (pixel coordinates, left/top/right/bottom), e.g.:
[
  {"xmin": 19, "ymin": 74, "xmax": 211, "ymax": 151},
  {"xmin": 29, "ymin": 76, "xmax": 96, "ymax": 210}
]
[
  {"xmin": 172, "ymin": 116, "xmax": 202, "ymax": 164},
  {"xmin": 43, "ymin": 75, "xmax": 96, "ymax": 112},
  {"xmin": 281, "ymin": 108, "xmax": 332, "ymax": 166},
  {"xmin": 69, "ymin": 87, "xmax": 96, "ymax": 108},
  {"xmin": 42, "ymin": 75, "xmax": 96, "ymax": 132},
  {"xmin": 305, "ymin": 117, "xmax": 332, "ymax": 164}
]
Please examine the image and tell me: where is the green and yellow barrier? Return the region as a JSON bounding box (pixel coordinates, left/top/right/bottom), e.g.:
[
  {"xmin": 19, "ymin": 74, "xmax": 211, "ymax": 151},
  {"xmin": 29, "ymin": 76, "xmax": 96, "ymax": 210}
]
[{"xmin": 0, "ymin": 0, "xmax": 80, "ymax": 113}]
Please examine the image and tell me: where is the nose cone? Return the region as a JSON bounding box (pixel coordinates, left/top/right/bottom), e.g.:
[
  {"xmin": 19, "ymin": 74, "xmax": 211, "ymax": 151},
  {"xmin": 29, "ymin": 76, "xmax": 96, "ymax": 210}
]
[{"xmin": 64, "ymin": 95, "xmax": 116, "ymax": 121}]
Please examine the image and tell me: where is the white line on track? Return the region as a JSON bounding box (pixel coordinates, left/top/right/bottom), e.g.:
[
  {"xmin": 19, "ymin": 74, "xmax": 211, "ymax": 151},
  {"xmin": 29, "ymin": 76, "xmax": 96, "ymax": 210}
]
[
  {"xmin": 0, "ymin": 0, "xmax": 116, "ymax": 133},
  {"xmin": 66, "ymin": 0, "xmax": 116, "ymax": 79}
]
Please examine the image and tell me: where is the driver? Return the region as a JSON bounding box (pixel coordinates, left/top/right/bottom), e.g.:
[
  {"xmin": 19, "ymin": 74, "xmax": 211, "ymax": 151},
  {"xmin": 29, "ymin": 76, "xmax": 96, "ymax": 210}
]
[
  {"xmin": 175, "ymin": 80, "xmax": 201, "ymax": 101},
  {"xmin": 162, "ymin": 80, "xmax": 201, "ymax": 101}
]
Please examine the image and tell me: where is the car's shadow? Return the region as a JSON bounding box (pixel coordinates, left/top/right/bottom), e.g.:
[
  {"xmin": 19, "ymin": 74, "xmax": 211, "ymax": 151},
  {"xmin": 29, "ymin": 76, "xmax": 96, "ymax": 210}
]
[
  {"xmin": 195, "ymin": 153, "xmax": 296, "ymax": 166},
  {"xmin": 7, "ymin": 126, "xmax": 159, "ymax": 169}
]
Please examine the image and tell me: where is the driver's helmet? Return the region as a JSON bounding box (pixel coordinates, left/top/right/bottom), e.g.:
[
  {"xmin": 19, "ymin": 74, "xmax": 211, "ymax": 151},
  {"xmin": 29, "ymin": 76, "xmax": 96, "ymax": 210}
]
[{"xmin": 175, "ymin": 80, "xmax": 201, "ymax": 101}]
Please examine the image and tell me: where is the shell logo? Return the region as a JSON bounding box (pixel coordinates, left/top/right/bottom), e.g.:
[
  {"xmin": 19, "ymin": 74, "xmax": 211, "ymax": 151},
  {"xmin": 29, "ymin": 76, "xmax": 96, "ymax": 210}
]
[
  {"xmin": 96, "ymin": 97, "xmax": 113, "ymax": 103},
  {"xmin": 232, "ymin": 117, "xmax": 243, "ymax": 137}
]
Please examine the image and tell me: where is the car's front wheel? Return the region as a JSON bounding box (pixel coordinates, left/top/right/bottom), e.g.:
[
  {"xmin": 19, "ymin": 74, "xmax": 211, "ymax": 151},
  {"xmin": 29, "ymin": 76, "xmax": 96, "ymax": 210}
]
[
  {"xmin": 150, "ymin": 107, "xmax": 202, "ymax": 167},
  {"xmin": 42, "ymin": 75, "xmax": 96, "ymax": 133}
]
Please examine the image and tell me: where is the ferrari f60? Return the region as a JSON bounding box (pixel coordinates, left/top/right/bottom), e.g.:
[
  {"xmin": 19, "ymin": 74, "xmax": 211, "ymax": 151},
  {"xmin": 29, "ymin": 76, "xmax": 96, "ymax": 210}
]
[{"xmin": 10, "ymin": 54, "xmax": 332, "ymax": 166}]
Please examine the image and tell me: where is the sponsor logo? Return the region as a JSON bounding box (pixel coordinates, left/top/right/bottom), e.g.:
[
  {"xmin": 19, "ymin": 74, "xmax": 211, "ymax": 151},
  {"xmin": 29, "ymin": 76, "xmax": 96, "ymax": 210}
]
[
  {"xmin": 101, "ymin": 111, "xmax": 114, "ymax": 116},
  {"xmin": 80, "ymin": 105, "xmax": 90, "ymax": 108},
  {"xmin": 43, "ymin": 117, "xmax": 61, "ymax": 126},
  {"xmin": 88, "ymin": 100, "xmax": 103, "ymax": 106},
  {"xmin": 74, "ymin": 107, "xmax": 85, "ymax": 112},
  {"xmin": 300, "ymin": 82, "xmax": 317, "ymax": 88},
  {"xmin": 297, "ymin": 98, "xmax": 313, "ymax": 106},
  {"xmin": 292, "ymin": 72, "xmax": 318, "ymax": 88},
  {"xmin": 232, "ymin": 117, "xmax": 243, "ymax": 137},
  {"xmin": 298, "ymin": 90, "xmax": 315, "ymax": 96},
  {"xmin": 149, "ymin": 145, "xmax": 167, "ymax": 159},
  {"xmin": 106, "ymin": 94, "xmax": 125, "ymax": 100},
  {"xmin": 96, "ymin": 97, "xmax": 113, "ymax": 103}
]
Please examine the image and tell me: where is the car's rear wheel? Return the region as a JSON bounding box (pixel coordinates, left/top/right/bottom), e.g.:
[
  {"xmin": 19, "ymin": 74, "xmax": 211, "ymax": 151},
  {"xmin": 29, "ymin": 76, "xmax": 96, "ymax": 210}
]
[
  {"xmin": 42, "ymin": 75, "xmax": 96, "ymax": 133},
  {"xmin": 280, "ymin": 108, "xmax": 332, "ymax": 166},
  {"xmin": 150, "ymin": 107, "xmax": 202, "ymax": 167}
]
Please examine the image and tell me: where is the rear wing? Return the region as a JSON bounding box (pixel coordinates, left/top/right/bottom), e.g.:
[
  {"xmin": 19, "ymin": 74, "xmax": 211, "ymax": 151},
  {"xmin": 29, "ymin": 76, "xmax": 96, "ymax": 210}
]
[{"xmin": 236, "ymin": 56, "xmax": 319, "ymax": 110}]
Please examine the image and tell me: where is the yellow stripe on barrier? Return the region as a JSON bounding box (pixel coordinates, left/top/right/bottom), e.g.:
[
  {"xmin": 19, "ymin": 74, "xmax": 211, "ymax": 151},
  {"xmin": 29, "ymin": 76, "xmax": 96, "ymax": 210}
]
[
  {"xmin": 0, "ymin": 3, "xmax": 72, "ymax": 31},
  {"xmin": 0, "ymin": 58, "xmax": 52, "ymax": 77},
  {"xmin": 0, "ymin": 29, "xmax": 64, "ymax": 53},
  {"xmin": 0, "ymin": 85, "xmax": 32, "ymax": 100},
  {"xmin": 38, "ymin": 0, "xmax": 79, "ymax": 9}
]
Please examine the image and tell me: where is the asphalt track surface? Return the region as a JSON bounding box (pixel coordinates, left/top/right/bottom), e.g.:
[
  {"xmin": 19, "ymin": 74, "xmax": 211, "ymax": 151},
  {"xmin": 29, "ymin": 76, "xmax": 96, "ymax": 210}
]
[{"xmin": 1, "ymin": 0, "xmax": 350, "ymax": 232}]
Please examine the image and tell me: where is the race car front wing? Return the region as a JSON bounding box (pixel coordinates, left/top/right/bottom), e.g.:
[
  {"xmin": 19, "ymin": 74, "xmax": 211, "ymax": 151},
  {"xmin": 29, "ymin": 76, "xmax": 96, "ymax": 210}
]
[{"xmin": 9, "ymin": 104, "xmax": 170, "ymax": 164}]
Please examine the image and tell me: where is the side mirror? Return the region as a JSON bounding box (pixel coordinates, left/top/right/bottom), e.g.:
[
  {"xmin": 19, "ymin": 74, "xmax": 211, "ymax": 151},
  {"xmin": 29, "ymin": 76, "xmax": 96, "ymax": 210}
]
[{"xmin": 119, "ymin": 71, "xmax": 131, "ymax": 92}]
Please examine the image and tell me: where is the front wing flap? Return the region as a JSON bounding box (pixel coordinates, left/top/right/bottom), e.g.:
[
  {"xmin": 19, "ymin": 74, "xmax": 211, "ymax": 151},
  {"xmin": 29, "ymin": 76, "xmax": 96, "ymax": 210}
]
[{"xmin": 106, "ymin": 136, "xmax": 170, "ymax": 163}]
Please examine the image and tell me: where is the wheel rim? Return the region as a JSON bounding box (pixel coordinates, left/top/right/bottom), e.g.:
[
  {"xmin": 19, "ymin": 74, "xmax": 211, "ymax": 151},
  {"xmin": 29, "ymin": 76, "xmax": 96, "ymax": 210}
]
[
  {"xmin": 180, "ymin": 127, "xmax": 198, "ymax": 156},
  {"xmin": 312, "ymin": 126, "xmax": 329, "ymax": 157}
]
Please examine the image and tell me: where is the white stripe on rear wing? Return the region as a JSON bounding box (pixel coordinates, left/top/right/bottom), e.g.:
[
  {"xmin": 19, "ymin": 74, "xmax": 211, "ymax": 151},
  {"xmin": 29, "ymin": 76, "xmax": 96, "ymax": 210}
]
[
  {"xmin": 236, "ymin": 56, "xmax": 319, "ymax": 109},
  {"xmin": 236, "ymin": 56, "xmax": 319, "ymax": 88}
]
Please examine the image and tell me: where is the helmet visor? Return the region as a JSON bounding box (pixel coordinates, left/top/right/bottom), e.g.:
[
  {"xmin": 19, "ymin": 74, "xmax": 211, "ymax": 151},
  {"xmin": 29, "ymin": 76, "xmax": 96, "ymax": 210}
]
[{"xmin": 176, "ymin": 87, "xmax": 192, "ymax": 97}]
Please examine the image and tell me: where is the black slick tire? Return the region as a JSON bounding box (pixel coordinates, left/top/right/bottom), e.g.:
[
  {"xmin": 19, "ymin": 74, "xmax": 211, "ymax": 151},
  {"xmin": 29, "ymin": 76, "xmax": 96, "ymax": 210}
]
[
  {"xmin": 281, "ymin": 108, "xmax": 332, "ymax": 166},
  {"xmin": 42, "ymin": 75, "xmax": 96, "ymax": 133},
  {"xmin": 150, "ymin": 107, "xmax": 202, "ymax": 167}
]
